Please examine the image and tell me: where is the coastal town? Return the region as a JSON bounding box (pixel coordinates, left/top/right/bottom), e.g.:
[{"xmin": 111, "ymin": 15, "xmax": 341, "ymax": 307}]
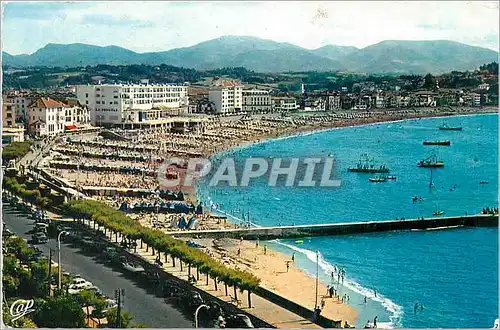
[
  {"xmin": 2, "ymin": 64, "xmax": 498, "ymax": 328},
  {"xmin": 2, "ymin": 1, "xmax": 499, "ymax": 329}
]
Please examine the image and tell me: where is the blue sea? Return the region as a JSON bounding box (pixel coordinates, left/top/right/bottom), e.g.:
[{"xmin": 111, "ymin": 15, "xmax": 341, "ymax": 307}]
[{"xmin": 197, "ymin": 113, "xmax": 499, "ymax": 328}]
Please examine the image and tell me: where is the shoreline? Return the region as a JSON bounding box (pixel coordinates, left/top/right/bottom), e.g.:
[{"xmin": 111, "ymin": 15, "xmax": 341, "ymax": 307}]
[{"xmin": 193, "ymin": 108, "xmax": 497, "ymax": 327}]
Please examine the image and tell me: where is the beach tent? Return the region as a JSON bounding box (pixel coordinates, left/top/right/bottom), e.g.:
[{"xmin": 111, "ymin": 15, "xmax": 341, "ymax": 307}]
[
  {"xmin": 177, "ymin": 216, "xmax": 187, "ymax": 229},
  {"xmin": 186, "ymin": 216, "xmax": 196, "ymax": 230}
]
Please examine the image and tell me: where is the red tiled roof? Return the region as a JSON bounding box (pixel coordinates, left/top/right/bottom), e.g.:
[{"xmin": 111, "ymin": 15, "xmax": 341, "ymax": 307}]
[{"xmin": 28, "ymin": 97, "xmax": 68, "ymax": 109}]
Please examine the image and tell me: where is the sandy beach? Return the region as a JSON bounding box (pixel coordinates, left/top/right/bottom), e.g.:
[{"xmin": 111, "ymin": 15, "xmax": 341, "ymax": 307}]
[{"xmin": 194, "ymin": 236, "xmax": 359, "ymax": 325}]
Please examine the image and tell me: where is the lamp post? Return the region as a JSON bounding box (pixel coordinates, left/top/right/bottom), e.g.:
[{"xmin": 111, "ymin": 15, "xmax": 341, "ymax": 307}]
[
  {"xmin": 58, "ymin": 231, "xmax": 69, "ymax": 290},
  {"xmin": 194, "ymin": 304, "xmax": 210, "ymax": 328}
]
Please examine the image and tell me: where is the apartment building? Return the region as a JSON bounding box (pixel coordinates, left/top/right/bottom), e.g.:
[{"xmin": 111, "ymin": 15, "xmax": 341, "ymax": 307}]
[
  {"xmin": 413, "ymin": 91, "xmax": 437, "ymax": 107},
  {"xmin": 325, "ymin": 93, "xmax": 342, "ymax": 111},
  {"xmin": 28, "ymin": 97, "xmax": 87, "ymax": 136},
  {"xmin": 271, "ymin": 97, "xmax": 298, "ymax": 111},
  {"xmin": 4, "ymin": 90, "xmax": 77, "ymax": 122},
  {"xmin": 209, "ymin": 84, "xmax": 243, "ymax": 114},
  {"xmin": 242, "ymin": 89, "xmax": 271, "ymax": 113},
  {"xmin": 76, "ymin": 83, "xmax": 189, "ymax": 126},
  {"xmin": 2, "ymin": 98, "xmax": 16, "ymax": 127}
]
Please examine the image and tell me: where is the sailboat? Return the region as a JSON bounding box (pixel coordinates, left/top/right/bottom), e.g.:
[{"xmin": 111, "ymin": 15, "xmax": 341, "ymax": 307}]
[{"xmin": 418, "ymin": 153, "xmax": 445, "ymax": 168}]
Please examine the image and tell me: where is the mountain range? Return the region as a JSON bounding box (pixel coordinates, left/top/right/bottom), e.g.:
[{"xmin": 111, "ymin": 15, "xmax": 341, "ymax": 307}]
[{"xmin": 2, "ymin": 35, "xmax": 498, "ymax": 74}]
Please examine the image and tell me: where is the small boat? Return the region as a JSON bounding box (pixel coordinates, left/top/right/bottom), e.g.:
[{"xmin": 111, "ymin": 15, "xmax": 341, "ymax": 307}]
[
  {"xmin": 418, "ymin": 154, "xmax": 444, "ymax": 168},
  {"xmin": 295, "ymin": 240, "xmax": 304, "ymax": 244},
  {"xmin": 386, "ymin": 176, "xmax": 397, "ymax": 180},
  {"xmin": 423, "ymin": 141, "xmax": 451, "ymax": 146},
  {"xmin": 480, "ymin": 180, "xmax": 489, "ymax": 184},
  {"xmin": 433, "ymin": 210, "xmax": 445, "ymax": 216},
  {"xmin": 439, "ymin": 124, "xmax": 462, "ymax": 131},
  {"xmin": 348, "ymin": 154, "xmax": 390, "ymax": 173},
  {"xmin": 369, "ymin": 176, "xmax": 387, "ymax": 183},
  {"xmin": 412, "ymin": 196, "xmax": 424, "ymax": 203}
]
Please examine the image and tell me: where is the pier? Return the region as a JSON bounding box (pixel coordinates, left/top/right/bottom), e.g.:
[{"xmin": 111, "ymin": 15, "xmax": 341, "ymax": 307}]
[{"xmin": 169, "ymin": 214, "xmax": 498, "ymax": 240}]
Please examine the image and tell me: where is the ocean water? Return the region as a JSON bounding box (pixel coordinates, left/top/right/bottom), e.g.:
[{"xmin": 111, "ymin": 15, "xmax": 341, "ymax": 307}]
[{"xmin": 197, "ymin": 114, "xmax": 499, "ymax": 328}]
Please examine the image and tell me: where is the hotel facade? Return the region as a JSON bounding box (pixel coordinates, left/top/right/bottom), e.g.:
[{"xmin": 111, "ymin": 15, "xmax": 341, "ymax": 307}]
[{"xmin": 76, "ymin": 83, "xmax": 189, "ymax": 126}]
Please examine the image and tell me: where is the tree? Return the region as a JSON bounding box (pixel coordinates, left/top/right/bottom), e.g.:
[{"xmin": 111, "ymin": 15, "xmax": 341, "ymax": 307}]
[
  {"xmin": 76, "ymin": 289, "xmax": 107, "ymax": 323},
  {"xmin": 105, "ymin": 308, "xmax": 134, "ymax": 328},
  {"xmin": 32, "ymin": 295, "xmax": 86, "ymax": 328},
  {"xmin": 423, "ymin": 73, "xmax": 436, "ymax": 90}
]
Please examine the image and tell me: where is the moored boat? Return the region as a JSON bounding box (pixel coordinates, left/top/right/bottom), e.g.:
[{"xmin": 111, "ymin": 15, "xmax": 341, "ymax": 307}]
[
  {"xmin": 386, "ymin": 176, "xmax": 397, "ymax": 180},
  {"xmin": 418, "ymin": 154, "xmax": 444, "ymax": 168},
  {"xmin": 369, "ymin": 176, "xmax": 387, "ymax": 183},
  {"xmin": 348, "ymin": 154, "xmax": 390, "ymax": 173},
  {"xmin": 439, "ymin": 124, "xmax": 462, "ymax": 131},
  {"xmin": 433, "ymin": 210, "xmax": 445, "ymax": 216},
  {"xmin": 423, "ymin": 141, "xmax": 451, "ymax": 146}
]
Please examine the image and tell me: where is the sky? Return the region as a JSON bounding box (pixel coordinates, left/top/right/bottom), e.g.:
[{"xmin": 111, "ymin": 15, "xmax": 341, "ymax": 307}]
[{"xmin": 2, "ymin": 1, "xmax": 499, "ymax": 55}]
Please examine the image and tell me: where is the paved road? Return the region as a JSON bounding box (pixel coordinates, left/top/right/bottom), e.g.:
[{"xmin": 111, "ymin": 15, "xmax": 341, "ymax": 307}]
[{"xmin": 2, "ymin": 205, "xmax": 192, "ymax": 328}]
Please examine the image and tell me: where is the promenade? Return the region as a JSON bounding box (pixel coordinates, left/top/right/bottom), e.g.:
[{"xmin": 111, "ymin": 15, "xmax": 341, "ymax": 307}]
[{"xmin": 79, "ymin": 217, "xmax": 324, "ymax": 328}]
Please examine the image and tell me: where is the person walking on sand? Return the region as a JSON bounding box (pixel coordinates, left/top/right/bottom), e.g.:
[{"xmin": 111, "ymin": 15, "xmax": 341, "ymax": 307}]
[
  {"xmin": 264, "ymin": 245, "xmax": 267, "ymax": 255},
  {"xmin": 286, "ymin": 261, "xmax": 290, "ymax": 272},
  {"xmin": 321, "ymin": 298, "xmax": 326, "ymax": 310},
  {"xmin": 292, "ymin": 252, "xmax": 295, "ymax": 262},
  {"xmin": 237, "ymin": 248, "xmax": 241, "ymax": 256}
]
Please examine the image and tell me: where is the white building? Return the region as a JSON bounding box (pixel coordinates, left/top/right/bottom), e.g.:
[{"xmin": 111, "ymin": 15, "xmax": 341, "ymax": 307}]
[
  {"xmin": 472, "ymin": 93, "xmax": 481, "ymax": 107},
  {"xmin": 76, "ymin": 83, "xmax": 189, "ymax": 126},
  {"xmin": 325, "ymin": 93, "xmax": 341, "ymax": 111},
  {"xmin": 271, "ymin": 97, "xmax": 298, "ymax": 111},
  {"xmin": 28, "ymin": 97, "xmax": 86, "ymax": 136},
  {"xmin": 209, "ymin": 84, "xmax": 243, "ymax": 114},
  {"xmin": 242, "ymin": 89, "xmax": 272, "ymax": 113}
]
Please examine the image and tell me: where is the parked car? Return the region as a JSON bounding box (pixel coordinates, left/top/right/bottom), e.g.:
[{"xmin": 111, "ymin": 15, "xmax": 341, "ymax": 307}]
[
  {"xmin": 83, "ymin": 286, "xmax": 104, "ymax": 297},
  {"xmin": 34, "ymin": 222, "xmax": 49, "ymax": 231},
  {"xmin": 103, "ymin": 299, "xmax": 118, "ymax": 312},
  {"xmin": 70, "ymin": 277, "xmax": 93, "ymax": 290},
  {"xmin": 122, "ymin": 261, "xmax": 145, "ymax": 273},
  {"xmin": 224, "ymin": 314, "xmax": 254, "ymax": 328},
  {"xmin": 178, "ymin": 290, "xmax": 204, "ymax": 311},
  {"xmin": 68, "ymin": 285, "xmax": 83, "ymax": 295},
  {"xmin": 3, "ymin": 227, "xmax": 14, "ymax": 238},
  {"xmin": 32, "ymin": 232, "xmax": 48, "ymax": 244},
  {"xmin": 101, "ymin": 247, "xmax": 120, "ymax": 263}
]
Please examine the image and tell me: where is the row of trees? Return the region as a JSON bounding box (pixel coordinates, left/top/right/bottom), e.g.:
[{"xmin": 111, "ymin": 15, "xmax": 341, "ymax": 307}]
[
  {"xmin": 62, "ymin": 199, "xmax": 261, "ymax": 306},
  {"xmin": 2, "ymin": 141, "xmax": 32, "ymax": 163},
  {"xmin": 3, "ymin": 176, "xmax": 54, "ymax": 209},
  {"xmin": 3, "ymin": 197, "xmax": 140, "ymax": 327}
]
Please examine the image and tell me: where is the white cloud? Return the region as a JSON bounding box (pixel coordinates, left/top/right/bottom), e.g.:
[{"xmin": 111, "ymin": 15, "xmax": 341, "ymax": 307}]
[{"xmin": 2, "ymin": 1, "xmax": 498, "ymax": 54}]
